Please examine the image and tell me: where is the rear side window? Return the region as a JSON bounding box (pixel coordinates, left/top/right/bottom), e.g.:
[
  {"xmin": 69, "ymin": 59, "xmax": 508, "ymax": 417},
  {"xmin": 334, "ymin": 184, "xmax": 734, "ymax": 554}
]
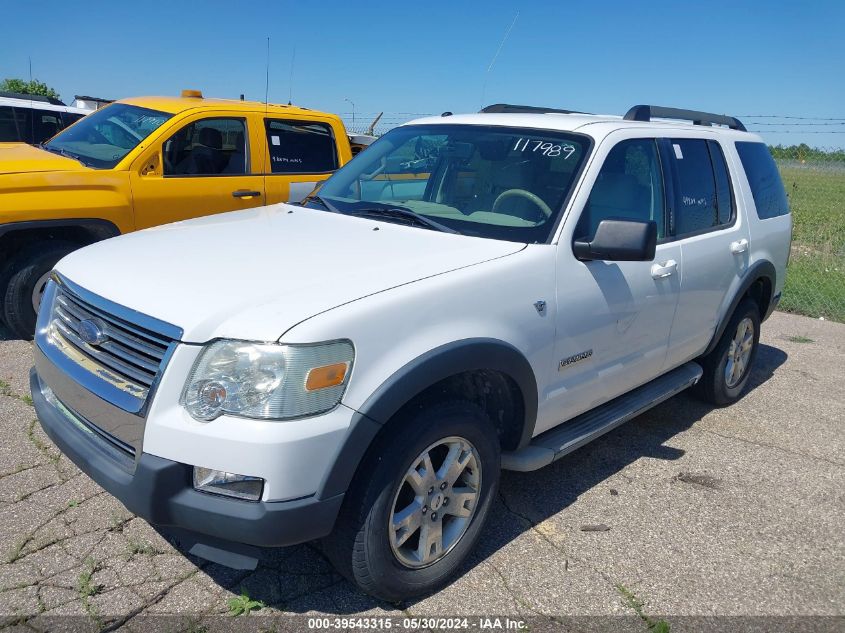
[
  {"xmin": 708, "ymin": 141, "xmax": 734, "ymax": 225},
  {"xmin": 0, "ymin": 106, "xmax": 22, "ymax": 142},
  {"xmin": 265, "ymin": 119, "xmax": 338, "ymax": 174},
  {"xmin": 670, "ymin": 139, "xmax": 716, "ymax": 236},
  {"xmin": 735, "ymin": 141, "xmax": 789, "ymax": 219},
  {"xmin": 669, "ymin": 139, "xmax": 735, "ymax": 236},
  {"xmin": 0, "ymin": 106, "xmax": 32, "ymax": 143}
]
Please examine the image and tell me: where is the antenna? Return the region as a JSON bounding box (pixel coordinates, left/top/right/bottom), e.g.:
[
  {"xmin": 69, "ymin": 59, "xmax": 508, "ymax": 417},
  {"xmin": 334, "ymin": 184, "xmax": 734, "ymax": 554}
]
[
  {"xmin": 264, "ymin": 37, "xmax": 270, "ymax": 110},
  {"xmin": 261, "ymin": 37, "xmax": 270, "ymax": 181},
  {"xmin": 288, "ymin": 45, "xmax": 296, "ymax": 105},
  {"xmin": 480, "ymin": 11, "xmax": 519, "ymax": 110}
]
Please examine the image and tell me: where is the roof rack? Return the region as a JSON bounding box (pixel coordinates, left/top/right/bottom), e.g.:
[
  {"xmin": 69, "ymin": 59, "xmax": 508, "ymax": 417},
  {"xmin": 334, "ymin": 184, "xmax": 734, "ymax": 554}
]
[
  {"xmin": 624, "ymin": 105, "xmax": 746, "ymax": 132},
  {"xmin": 0, "ymin": 91, "xmax": 66, "ymax": 106},
  {"xmin": 481, "ymin": 103, "xmax": 588, "ymax": 115}
]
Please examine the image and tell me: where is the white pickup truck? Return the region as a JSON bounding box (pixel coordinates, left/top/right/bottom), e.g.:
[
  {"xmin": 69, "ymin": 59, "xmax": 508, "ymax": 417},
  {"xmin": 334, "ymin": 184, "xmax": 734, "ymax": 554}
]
[{"xmin": 31, "ymin": 103, "xmax": 791, "ymax": 601}]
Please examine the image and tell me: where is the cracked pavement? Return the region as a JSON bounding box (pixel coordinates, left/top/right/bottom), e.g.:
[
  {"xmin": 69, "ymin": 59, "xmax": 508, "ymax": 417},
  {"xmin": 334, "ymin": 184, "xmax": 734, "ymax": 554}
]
[{"xmin": 0, "ymin": 312, "xmax": 843, "ymax": 630}]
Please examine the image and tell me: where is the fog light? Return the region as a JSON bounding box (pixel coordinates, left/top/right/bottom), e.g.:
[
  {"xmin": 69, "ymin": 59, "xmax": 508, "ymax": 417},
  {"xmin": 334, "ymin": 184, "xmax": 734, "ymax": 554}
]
[{"xmin": 193, "ymin": 467, "xmax": 264, "ymax": 501}]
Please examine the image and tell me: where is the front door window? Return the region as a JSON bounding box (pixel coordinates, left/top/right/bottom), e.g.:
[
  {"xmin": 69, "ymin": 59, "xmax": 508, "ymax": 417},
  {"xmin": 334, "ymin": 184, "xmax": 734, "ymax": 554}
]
[{"xmin": 164, "ymin": 118, "xmax": 248, "ymax": 176}]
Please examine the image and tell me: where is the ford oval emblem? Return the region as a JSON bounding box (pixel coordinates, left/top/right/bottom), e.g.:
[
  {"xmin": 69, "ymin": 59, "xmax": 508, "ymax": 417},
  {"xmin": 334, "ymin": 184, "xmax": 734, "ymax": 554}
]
[{"xmin": 78, "ymin": 318, "xmax": 108, "ymax": 346}]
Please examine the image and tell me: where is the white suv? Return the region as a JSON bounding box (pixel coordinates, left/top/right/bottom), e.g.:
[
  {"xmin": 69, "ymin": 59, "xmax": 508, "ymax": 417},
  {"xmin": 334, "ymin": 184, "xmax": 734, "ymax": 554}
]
[{"xmin": 31, "ymin": 104, "xmax": 792, "ymax": 600}]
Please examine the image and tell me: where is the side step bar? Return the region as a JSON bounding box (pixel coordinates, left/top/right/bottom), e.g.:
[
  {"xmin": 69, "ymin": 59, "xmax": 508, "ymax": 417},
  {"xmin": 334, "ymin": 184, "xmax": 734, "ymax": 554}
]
[{"xmin": 501, "ymin": 362, "xmax": 703, "ymax": 472}]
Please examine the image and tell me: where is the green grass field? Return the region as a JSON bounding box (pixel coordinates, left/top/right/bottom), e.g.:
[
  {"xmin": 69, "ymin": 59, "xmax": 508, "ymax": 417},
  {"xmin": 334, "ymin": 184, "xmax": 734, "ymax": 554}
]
[{"xmin": 777, "ymin": 162, "xmax": 845, "ymax": 322}]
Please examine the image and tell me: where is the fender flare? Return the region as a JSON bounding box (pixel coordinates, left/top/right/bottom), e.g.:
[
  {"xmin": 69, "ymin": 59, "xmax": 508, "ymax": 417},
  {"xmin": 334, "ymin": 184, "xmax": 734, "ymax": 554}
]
[
  {"xmin": 0, "ymin": 218, "xmax": 121, "ymax": 242},
  {"xmin": 703, "ymin": 259, "xmax": 776, "ymax": 356},
  {"xmin": 317, "ymin": 338, "xmax": 539, "ymax": 499}
]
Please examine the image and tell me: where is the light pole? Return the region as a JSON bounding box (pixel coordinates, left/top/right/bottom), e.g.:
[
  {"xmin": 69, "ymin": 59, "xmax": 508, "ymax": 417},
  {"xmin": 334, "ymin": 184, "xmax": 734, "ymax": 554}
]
[{"xmin": 344, "ymin": 97, "xmax": 356, "ymax": 130}]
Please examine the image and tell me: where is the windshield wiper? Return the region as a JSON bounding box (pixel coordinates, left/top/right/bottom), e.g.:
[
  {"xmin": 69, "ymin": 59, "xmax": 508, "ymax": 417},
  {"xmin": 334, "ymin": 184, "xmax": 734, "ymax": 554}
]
[
  {"xmin": 348, "ymin": 205, "xmax": 459, "ymax": 234},
  {"xmin": 39, "ymin": 144, "xmax": 89, "ymax": 167}
]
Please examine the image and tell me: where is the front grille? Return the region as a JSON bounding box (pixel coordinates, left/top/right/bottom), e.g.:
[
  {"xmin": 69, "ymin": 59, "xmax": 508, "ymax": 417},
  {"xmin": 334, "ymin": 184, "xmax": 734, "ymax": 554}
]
[{"xmin": 50, "ymin": 286, "xmax": 174, "ymax": 401}]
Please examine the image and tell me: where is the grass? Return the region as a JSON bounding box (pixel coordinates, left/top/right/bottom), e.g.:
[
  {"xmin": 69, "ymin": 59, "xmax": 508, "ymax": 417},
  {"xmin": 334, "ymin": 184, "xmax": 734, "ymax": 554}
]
[
  {"xmin": 77, "ymin": 562, "xmax": 102, "ymax": 599},
  {"xmin": 125, "ymin": 537, "xmax": 158, "ymax": 559},
  {"xmin": 788, "ymin": 334, "xmax": 814, "ymax": 344},
  {"xmin": 777, "ymin": 163, "xmax": 845, "ymax": 322},
  {"xmin": 227, "ymin": 589, "xmax": 265, "ymax": 616},
  {"xmin": 616, "ymin": 584, "xmax": 670, "ymax": 632},
  {"xmin": 77, "ymin": 558, "xmax": 104, "ymax": 626}
]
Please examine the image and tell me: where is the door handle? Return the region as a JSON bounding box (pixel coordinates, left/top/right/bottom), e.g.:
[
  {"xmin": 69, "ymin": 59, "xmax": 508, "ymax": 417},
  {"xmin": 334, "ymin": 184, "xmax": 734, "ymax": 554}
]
[
  {"xmin": 730, "ymin": 238, "xmax": 749, "ymax": 254},
  {"xmin": 232, "ymin": 190, "xmax": 261, "ymax": 199},
  {"xmin": 650, "ymin": 260, "xmax": 677, "ymax": 279}
]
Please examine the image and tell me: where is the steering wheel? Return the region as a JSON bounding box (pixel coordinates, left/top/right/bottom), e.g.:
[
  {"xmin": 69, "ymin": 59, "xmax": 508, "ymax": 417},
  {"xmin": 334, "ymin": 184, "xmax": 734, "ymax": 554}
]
[{"xmin": 492, "ymin": 188, "xmax": 552, "ymax": 219}]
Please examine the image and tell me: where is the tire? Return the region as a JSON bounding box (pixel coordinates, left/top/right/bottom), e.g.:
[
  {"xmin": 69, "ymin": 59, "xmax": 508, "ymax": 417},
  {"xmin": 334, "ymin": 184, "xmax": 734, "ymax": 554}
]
[
  {"xmin": 2, "ymin": 241, "xmax": 79, "ymax": 340},
  {"xmin": 696, "ymin": 298, "xmax": 761, "ymax": 406},
  {"xmin": 323, "ymin": 400, "xmax": 500, "ymax": 602}
]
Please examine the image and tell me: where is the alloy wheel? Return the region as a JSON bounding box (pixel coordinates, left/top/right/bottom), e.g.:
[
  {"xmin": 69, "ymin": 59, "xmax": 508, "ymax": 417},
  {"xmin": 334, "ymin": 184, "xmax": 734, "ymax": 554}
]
[{"xmin": 388, "ymin": 436, "xmax": 481, "ymax": 568}]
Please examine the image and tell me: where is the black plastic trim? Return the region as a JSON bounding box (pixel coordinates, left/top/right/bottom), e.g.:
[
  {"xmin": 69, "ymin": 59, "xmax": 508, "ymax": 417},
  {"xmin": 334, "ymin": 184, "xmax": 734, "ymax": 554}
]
[
  {"xmin": 703, "ymin": 260, "xmax": 777, "ymax": 356},
  {"xmin": 316, "ymin": 340, "xmax": 541, "ymax": 499},
  {"xmin": 317, "ymin": 410, "xmax": 382, "ymax": 499},
  {"xmin": 361, "ymin": 339, "xmax": 538, "ymax": 447},
  {"xmin": 624, "ymin": 105, "xmax": 746, "ymax": 132},
  {"xmin": 481, "ymin": 103, "xmax": 589, "ymax": 115},
  {"xmin": 0, "ymin": 218, "xmax": 120, "ymax": 241},
  {"xmin": 32, "ymin": 369, "xmax": 344, "ymax": 547}
]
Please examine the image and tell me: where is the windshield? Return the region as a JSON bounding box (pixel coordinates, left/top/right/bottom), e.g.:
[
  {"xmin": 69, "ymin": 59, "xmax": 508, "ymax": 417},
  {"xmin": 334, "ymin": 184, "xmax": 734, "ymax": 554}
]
[
  {"xmin": 44, "ymin": 103, "xmax": 171, "ymax": 169},
  {"xmin": 306, "ymin": 124, "xmax": 591, "ymax": 242}
]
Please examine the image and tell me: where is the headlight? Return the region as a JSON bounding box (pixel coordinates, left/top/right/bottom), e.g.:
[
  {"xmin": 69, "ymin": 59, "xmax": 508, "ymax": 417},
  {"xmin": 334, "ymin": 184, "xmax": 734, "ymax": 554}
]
[{"xmin": 181, "ymin": 340, "xmax": 354, "ymax": 421}]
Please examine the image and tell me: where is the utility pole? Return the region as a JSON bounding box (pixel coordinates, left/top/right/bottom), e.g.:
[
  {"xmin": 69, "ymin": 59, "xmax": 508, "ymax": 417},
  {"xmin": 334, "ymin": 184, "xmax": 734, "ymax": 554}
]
[{"xmin": 344, "ymin": 97, "xmax": 356, "ymax": 130}]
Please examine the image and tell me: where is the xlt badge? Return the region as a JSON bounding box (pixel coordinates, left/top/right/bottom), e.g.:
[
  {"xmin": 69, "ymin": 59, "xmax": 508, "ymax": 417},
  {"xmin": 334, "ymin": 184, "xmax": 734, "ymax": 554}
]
[{"xmin": 559, "ymin": 349, "xmax": 593, "ymax": 370}]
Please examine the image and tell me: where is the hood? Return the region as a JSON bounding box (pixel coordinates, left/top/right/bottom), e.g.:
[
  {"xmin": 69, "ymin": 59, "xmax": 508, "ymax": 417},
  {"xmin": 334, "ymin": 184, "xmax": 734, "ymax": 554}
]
[
  {"xmin": 0, "ymin": 143, "xmax": 89, "ymax": 175},
  {"xmin": 55, "ymin": 204, "xmax": 525, "ymax": 342}
]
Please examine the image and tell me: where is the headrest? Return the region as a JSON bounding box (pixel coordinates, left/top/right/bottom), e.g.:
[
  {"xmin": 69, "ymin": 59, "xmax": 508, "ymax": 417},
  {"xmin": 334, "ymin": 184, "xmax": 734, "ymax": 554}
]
[
  {"xmin": 492, "ymin": 161, "xmax": 532, "ymax": 189},
  {"xmin": 590, "ymin": 173, "xmax": 641, "ymax": 209},
  {"xmin": 198, "ymin": 127, "xmax": 222, "ymax": 149}
]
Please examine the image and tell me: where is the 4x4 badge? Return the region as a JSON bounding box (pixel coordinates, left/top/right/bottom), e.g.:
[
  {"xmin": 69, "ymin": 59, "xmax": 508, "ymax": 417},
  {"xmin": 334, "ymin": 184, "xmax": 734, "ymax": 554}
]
[{"xmin": 559, "ymin": 349, "xmax": 593, "ymax": 370}]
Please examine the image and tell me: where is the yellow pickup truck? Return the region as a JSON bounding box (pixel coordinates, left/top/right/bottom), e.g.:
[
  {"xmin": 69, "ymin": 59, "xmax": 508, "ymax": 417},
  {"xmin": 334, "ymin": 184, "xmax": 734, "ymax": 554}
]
[{"xmin": 0, "ymin": 91, "xmax": 366, "ymax": 339}]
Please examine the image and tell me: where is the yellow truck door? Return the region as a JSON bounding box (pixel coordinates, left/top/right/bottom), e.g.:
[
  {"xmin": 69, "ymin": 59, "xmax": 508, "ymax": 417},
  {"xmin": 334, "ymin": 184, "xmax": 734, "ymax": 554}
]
[
  {"xmin": 130, "ymin": 112, "xmax": 266, "ymax": 229},
  {"xmin": 260, "ymin": 116, "xmax": 350, "ymax": 204}
]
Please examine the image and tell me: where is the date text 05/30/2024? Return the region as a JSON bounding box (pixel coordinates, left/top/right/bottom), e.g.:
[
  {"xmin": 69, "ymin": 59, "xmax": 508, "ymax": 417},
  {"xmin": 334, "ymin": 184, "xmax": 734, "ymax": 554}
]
[{"xmin": 307, "ymin": 617, "xmax": 528, "ymax": 630}]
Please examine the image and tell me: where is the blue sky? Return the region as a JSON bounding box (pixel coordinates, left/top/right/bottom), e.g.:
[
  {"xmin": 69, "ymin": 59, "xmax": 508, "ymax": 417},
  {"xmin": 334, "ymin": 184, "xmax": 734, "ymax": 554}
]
[{"xmin": 3, "ymin": 0, "xmax": 844, "ymax": 147}]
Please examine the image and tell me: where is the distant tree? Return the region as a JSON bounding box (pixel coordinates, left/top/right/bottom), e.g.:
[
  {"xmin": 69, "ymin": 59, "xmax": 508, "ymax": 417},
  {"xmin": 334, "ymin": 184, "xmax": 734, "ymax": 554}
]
[
  {"xmin": 0, "ymin": 78, "xmax": 60, "ymax": 100},
  {"xmin": 769, "ymin": 144, "xmax": 845, "ymax": 163}
]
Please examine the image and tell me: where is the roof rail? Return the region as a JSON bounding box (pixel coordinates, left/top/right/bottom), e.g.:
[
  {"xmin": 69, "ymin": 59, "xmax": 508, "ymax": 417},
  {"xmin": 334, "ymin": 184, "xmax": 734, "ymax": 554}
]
[
  {"xmin": 0, "ymin": 91, "xmax": 66, "ymax": 106},
  {"xmin": 481, "ymin": 103, "xmax": 588, "ymax": 115},
  {"xmin": 624, "ymin": 105, "xmax": 746, "ymax": 132}
]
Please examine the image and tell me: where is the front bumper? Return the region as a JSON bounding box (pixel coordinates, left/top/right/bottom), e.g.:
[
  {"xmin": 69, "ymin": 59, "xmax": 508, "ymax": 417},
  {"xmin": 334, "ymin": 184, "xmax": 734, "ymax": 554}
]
[{"xmin": 31, "ymin": 368, "xmax": 344, "ymax": 548}]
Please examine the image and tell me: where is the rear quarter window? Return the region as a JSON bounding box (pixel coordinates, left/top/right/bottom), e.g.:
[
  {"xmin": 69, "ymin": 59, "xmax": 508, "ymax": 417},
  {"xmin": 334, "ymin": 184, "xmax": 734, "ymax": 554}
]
[
  {"xmin": 265, "ymin": 119, "xmax": 338, "ymax": 174},
  {"xmin": 735, "ymin": 142, "xmax": 790, "ymax": 219}
]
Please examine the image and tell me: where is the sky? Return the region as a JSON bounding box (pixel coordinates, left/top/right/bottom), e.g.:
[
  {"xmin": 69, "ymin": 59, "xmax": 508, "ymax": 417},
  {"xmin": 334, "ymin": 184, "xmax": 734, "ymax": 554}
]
[{"xmin": 3, "ymin": 0, "xmax": 844, "ymax": 147}]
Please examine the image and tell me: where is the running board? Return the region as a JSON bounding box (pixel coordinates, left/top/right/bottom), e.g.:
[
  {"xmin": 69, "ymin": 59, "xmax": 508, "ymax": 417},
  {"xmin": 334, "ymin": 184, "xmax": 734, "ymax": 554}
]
[{"xmin": 502, "ymin": 362, "xmax": 703, "ymax": 472}]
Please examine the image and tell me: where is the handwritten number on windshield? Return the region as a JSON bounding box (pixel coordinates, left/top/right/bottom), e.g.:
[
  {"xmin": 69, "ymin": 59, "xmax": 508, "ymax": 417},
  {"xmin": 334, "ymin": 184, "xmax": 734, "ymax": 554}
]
[{"xmin": 512, "ymin": 138, "xmax": 576, "ymax": 159}]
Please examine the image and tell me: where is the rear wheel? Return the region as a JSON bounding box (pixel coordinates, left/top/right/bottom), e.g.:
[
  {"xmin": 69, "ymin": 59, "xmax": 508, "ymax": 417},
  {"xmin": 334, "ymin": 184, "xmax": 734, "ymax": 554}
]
[
  {"xmin": 2, "ymin": 241, "xmax": 78, "ymax": 340},
  {"xmin": 697, "ymin": 298, "xmax": 761, "ymax": 406},
  {"xmin": 323, "ymin": 400, "xmax": 500, "ymax": 601}
]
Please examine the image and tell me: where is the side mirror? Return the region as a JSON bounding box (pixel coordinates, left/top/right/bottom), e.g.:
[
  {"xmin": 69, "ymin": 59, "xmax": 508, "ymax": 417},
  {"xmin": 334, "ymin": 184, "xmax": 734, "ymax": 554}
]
[{"xmin": 573, "ymin": 219, "xmax": 657, "ymax": 262}]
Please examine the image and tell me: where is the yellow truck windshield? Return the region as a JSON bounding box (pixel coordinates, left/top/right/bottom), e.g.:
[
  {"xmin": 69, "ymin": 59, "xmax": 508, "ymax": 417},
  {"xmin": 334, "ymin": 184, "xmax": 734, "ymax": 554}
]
[{"xmin": 44, "ymin": 103, "xmax": 171, "ymax": 169}]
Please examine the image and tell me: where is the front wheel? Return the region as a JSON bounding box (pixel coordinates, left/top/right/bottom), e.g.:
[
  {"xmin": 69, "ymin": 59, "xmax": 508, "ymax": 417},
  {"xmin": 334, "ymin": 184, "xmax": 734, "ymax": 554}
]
[
  {"xmin": 697, "ymin": 298, "xmax": 761, "ymax": 406},
  {"xmin": 2, "ymin": 241, "xmax": 79, "ymax": 340},
  {"xmin": 323, "ymin": 400, "xmax": 500, "ymax": 601}
]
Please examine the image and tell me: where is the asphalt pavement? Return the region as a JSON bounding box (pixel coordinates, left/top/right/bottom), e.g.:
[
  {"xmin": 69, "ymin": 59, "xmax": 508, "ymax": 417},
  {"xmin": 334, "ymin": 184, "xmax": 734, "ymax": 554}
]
[{"xmin": 0, "ymin": 311, "xmax": 842, "ymax": 631}]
